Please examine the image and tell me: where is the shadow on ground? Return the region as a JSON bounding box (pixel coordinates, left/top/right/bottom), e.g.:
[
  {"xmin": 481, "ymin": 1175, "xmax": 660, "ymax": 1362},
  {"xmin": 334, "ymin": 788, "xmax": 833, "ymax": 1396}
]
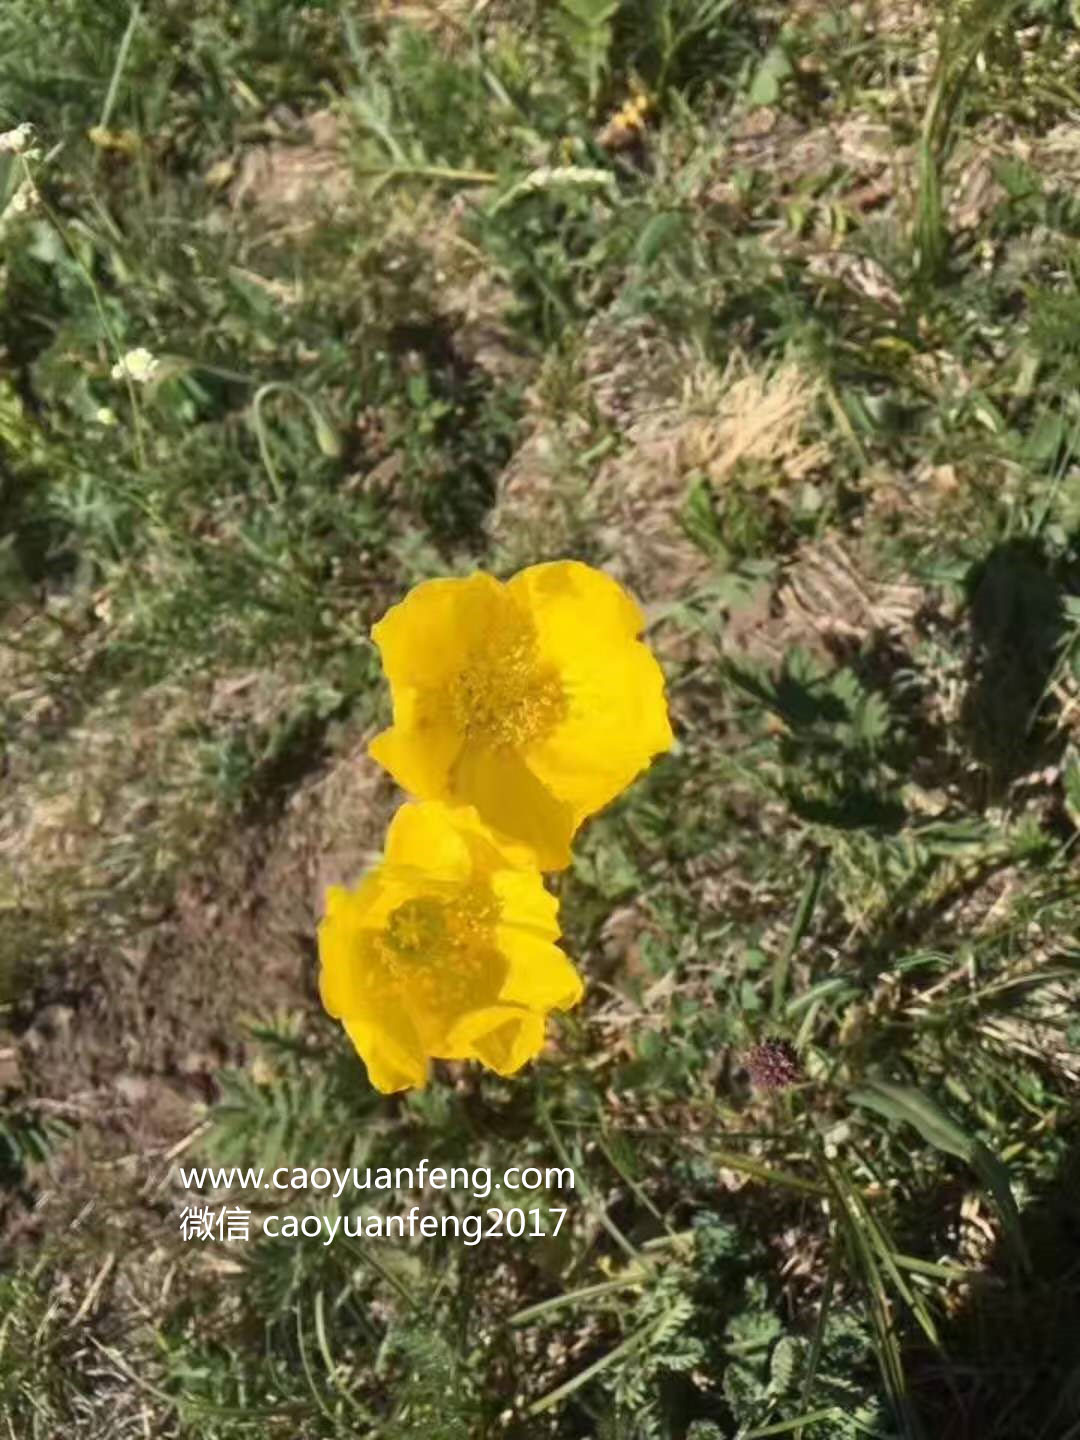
[
  {"xmin": 903, "ymin": 1136, "xmax": 1080, "ymax": 1440},
  {"xmin": 388, "ymin": 317, "xmax": 523, "ymax": 552},
  {"xmin": 960, "ymin": 536, "xmax": 1074, "ymax": 798}
]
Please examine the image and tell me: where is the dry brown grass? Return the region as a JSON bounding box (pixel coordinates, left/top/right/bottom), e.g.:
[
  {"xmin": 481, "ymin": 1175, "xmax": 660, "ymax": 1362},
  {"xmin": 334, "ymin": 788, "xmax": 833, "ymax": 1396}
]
[{"xmin": 488, "ymin": 340, "xmax": 835, "ymax": 623}]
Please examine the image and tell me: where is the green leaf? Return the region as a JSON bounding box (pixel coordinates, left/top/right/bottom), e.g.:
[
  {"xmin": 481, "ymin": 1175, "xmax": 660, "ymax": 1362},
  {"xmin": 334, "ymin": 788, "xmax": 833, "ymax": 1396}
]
[
  {"xmin": 849, "ymin": 1081, "xmax": 975, "ymax": 1161},
  {"xmin": 740, "ymin": 978, "xmax": 763, "ymax": 1012},
  {"xmin": 747, "ymin": 46, "xmax": 793, "ymax": 106},
  {"xmin": 1063, "ymin": 748, "xmax": 1080, "ymax": 830},
  {"xmin": 1023, "ymin": 410, "xmax": 1065, "ymax": 463},
  {"xmin": 849, "ymin": 1082, "xmax": 1030, "ymax": 1271},
  {"xmin": 559, "ymin": 0, "xmax": 617, "ymax": 21},
  {"xmin": 991, "ymin": 155, "xmax": 1041, "ymax": 200},
  {"xmin": 635, "ymin": 212, "xmax": 684, "ymax": 268},
  {"xmin": 551, "ymin": 0, "xmax": 616, "ymax": 105}
]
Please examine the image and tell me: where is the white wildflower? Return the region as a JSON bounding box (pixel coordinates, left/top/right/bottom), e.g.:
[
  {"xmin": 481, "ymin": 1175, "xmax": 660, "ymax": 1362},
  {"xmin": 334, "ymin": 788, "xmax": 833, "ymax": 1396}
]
[
  {"xmin": 0, "ymin": 176, "xmax": 39, "ymax": 237},
  {"xmin": 823, "ymin": 1120, "xmax": 852, "ymax": 1160},
  {"xmin": 6, "ymin": 179, "xmax": 37, "ymax": 215},
  {"xmin": 0, "ymin": 123, "xmax": 37, "ymax": 155},
  {"xmin": 94, "ymin": 405, "xmax": 119, "ymax": 426},
  {"xmin": 110, "ymin": 347, "xmax": 160, "ymax": 384}
]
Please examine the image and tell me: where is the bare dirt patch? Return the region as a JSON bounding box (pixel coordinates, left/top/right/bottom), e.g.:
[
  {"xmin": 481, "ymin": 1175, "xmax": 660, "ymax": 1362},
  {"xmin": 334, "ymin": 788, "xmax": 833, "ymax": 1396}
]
[
  {"xmin": 223, "ymin": 107, "xmax": 352, "ymax": 238},
  {"xmin": 5, "ymin": 733, "xmax": 397, "ymax": 1245},
  {"xmin": 724, "ymin": 532, "xmax": 925, "ymax": 668}
]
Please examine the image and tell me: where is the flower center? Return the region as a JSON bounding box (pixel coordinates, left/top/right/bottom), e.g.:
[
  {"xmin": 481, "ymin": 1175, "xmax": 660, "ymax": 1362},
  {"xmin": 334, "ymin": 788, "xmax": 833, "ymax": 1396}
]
[
  {"xmin": 451, "ymin": 605, "xmax": 566, "ymax": 749},
  {"xmin": 379, "ymin": 887, "xmax": 504, "ymax": 1013},
  {"xmin": 385, "ymin": 897, "xmax": 448, "ymax": 958}
]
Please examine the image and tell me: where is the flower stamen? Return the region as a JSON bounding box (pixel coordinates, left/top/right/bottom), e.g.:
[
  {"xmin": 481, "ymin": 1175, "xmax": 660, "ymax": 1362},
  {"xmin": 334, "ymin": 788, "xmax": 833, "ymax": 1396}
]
[
  {"xmin": 451, "ymin": 607, "xmax": 566, "ymax": 749},
  {"xmin": 378, "ymin": 888, "xmax": 505, "ymax": 1013}
]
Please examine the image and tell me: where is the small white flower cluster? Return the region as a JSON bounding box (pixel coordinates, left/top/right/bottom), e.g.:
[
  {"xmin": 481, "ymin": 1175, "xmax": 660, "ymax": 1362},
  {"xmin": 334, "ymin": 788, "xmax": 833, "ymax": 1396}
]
[
  {"xmin": 110, "ymin": 347, "xmax": 161, "ymax": 384},
  {"xmin": 0, "ymin": 123, "xmax": 43, "ymax": 239},
  {"xmin": 487, "ymin": 165, "xmax": 617, "ymax": 216},
  {"xmin": 0, "ymin": 177, "xmax": 39, "ymax": 236},
  {"xmin": 4, "ymin": 181, "xmax": 37, "ymax": 216},
  {"xmin": 0, "ymin": 123, "xmax": 38, "ymax": 156}
]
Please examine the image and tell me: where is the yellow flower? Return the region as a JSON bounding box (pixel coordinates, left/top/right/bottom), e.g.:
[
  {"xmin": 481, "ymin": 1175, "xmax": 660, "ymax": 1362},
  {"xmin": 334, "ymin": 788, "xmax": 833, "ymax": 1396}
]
[
  {"xmin": 368, "ymin": 561, "xmax": 673, "ymax": 869},
  {"xmin": 318, "ymin": 801, "xmax": 583, "ymax": 1093}
]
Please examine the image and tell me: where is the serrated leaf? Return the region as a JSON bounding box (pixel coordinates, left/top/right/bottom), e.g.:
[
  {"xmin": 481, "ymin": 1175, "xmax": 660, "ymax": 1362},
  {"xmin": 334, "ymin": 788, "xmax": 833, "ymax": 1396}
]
[{"xmin": 768, "ymin": 1335, "xmax": 801, "ymax": 1394}]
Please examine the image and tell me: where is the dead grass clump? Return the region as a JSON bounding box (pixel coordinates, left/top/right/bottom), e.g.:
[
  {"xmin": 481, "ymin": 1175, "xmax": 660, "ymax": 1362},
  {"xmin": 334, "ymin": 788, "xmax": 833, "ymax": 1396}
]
[
  {"xmin": 589, "ymin": 348, "xmax": 830, "ymax": 604},
  {"xmin": 673, "ymin": 352, "xmax": 829, "ymax": 484},
  {"xmin": 488, "ymin": 340, "xmax": 838, "ymax": 679}
]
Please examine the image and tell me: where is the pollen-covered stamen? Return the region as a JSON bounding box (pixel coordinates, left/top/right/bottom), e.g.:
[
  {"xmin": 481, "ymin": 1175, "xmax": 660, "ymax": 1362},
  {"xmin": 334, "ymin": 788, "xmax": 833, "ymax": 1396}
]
[
  {"xmin": 380, "ymin": 888, "xmax": 505, "ymax": 1014},
  {"xmin": 445, "ymin": 883, "xmax": 501, "ymax": 943},
  {"xmin": 385, "ymin": 897, "xmax": 447, "ymax": 958},
  {"xmin": 451, "ymin": 605, "xmax": 566, "ymax": 749}
]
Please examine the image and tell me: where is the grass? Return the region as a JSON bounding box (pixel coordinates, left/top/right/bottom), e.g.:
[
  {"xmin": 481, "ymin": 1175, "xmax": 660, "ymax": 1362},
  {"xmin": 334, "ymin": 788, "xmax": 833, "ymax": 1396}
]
[{"xmin": 4, "ymin": 0, "xmax": 1080, "ymax": 1435}]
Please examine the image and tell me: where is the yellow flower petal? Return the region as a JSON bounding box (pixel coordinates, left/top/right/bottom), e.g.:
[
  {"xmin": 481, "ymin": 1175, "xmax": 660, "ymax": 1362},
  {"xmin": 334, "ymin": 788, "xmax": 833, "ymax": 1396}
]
[
  {"xmin": 489, "ymin": 866, "xmax": 561, "ymax": 939},
  {"xmin": 368, "ymin": 685, "xmax": 462, "ymax": 801},
  {"xmin": 317, "ymin": 915, "xmax": 384, "ymax": 1019},
  {"xmin": 528, "ymin": 640, "xmax": 674, "ymax": 822},
  {"xmin": 443, "ymin": 802, "xmax": 550, "ymax": 873},
  {"xmin": 344, "ymin": 1014, "xmax": 428, "ymax": 1093},
  {"xmin": 446, "ymin": 1006, "xmax": 547, "ymax": 1075},
  {"xmin": 319, "ymin": 861, "xmax": 430, "ymax": 943},
  {"xmin": 497, "ymin": 929, "xmax": 584, "ymax": 1011},
  {"xmin": 506, "ymin": 559, "xmax": 645, "ymax": 647},
  {"xmin": 451, "ymin": 741, "xmax": 575, "ymax": 870},
  {"xmin": 382, "ymin": 800, "xmax": 473, "ymax": 884},
  {"xmin": 371, "ymin": 572, "xmax": 505, "ymax": 690}
]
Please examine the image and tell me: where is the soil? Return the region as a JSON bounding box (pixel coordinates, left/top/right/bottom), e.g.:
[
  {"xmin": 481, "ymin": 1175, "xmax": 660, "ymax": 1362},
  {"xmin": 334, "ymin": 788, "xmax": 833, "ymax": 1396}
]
[{"xmin": 4, "ymin": 740, "xmax": 399, "ymax": 1247}]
